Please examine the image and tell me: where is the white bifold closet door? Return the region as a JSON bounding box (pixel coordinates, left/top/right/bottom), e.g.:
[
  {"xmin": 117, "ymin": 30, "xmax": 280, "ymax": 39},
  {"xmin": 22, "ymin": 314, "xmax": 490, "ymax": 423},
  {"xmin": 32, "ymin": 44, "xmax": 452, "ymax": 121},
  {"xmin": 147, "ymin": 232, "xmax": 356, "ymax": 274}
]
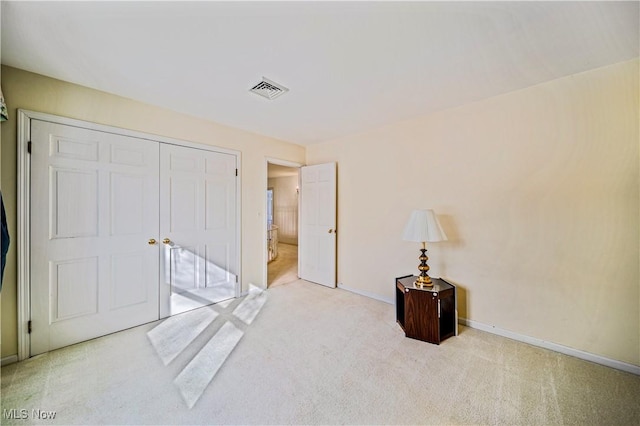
[
  {"xmin": 29, "ymin": 120, "xmax": 238, "ymax": 356},
  {"xmin": 159, "ymin": 144, "xmax": 237, "ymax": 318},
  {"xmin": 30, "ymin": 121, "xmax": 161, "ymax": 356}
]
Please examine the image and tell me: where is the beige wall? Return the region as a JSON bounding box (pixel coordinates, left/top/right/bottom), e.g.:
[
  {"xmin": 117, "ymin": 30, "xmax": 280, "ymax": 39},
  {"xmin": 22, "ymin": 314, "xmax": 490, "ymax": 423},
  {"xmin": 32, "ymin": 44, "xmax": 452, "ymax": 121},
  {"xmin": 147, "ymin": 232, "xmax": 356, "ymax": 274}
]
[
  {"xmin": 2, "ymin": 60, "xmax": 638, "ymax": 366},
  {"xmin": 307, "ymin": 59, "xmax": 640, "ymax": 366},
  {"xmin": 0, "ymin": 66, "xmax": 305, "ymax": 359}
]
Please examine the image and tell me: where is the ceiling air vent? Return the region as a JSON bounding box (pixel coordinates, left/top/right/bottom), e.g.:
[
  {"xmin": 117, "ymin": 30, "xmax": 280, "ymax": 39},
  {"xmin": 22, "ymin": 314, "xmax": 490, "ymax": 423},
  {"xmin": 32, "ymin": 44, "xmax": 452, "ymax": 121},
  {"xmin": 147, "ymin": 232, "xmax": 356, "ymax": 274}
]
[{"xmin": 249, "ymin": 77, "xmax": 289, "ymax": 100}]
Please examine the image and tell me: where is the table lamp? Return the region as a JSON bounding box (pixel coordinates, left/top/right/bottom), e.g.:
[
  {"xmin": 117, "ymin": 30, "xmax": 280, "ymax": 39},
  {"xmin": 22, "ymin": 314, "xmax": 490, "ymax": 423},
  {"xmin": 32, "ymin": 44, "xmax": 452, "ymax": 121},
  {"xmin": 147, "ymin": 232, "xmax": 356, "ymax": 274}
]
[{"xmin": 402, "ymin": 209, "xmax": 447, "ymax": 287}]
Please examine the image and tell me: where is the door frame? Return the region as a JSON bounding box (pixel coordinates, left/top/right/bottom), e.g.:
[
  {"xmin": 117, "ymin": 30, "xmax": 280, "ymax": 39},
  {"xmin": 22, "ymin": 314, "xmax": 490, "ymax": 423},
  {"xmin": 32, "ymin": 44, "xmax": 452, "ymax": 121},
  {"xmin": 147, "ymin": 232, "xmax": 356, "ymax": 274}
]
[
  {"xmin": 264, "ymin": 158, "xmax": 303, "ymax": 288},
  {"xmin": 16, "ymin": 109, "xmax": 242, "ymax": 361}
]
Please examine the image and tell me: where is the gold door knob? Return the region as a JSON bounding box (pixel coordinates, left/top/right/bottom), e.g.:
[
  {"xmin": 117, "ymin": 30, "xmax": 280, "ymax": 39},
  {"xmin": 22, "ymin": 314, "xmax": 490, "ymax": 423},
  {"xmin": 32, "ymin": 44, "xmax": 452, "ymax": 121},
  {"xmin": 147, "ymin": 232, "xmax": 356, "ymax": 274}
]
[
  {"xmin": 328, "ymin": 229, "xmax": 334, "ymax": 233},
  {"xmin": 148, "ymin": 239, "xmax": 156, "ymax": 245},
  {"xmin": 163, "ymin": 238, "xmax": 171, "ymax": 245}
]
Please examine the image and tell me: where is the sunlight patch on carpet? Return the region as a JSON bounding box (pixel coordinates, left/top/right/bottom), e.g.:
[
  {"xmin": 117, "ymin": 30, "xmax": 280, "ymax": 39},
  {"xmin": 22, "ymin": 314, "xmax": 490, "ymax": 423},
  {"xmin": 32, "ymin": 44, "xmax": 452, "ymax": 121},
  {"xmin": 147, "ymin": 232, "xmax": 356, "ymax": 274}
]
[
  {"xmin": 147, "ymin": 308, "xmax": 218, "ymax": 365},
  {"xmin": 147, "ymin": 284, "xmax": 269, "ymax": 409},
  {"xmin": 233, "ymin": 287, "xmax": 268, "ymax": 325},
  {"xmin": 174, "ymin": 321, "xmax": 244, "ymax": 408}
]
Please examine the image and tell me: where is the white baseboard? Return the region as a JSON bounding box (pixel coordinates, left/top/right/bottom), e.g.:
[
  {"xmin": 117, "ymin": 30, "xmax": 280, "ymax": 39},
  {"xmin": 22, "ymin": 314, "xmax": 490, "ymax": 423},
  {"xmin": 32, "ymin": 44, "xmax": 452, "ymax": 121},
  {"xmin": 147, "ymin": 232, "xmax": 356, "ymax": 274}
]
[
  {"xmin": 460, "ymin": 317, "xmax": 640, "ymax": 376},
  {"xmin": 335, "ymin": 282, "xmax": 639, "ymax": 376},
  {"xmin": 1, "ymin": 355, "xmax": 18, "ymax": 366},
  {"xmin": 337, "ymin": 283, "xmax": 395, "ymax": 305}
]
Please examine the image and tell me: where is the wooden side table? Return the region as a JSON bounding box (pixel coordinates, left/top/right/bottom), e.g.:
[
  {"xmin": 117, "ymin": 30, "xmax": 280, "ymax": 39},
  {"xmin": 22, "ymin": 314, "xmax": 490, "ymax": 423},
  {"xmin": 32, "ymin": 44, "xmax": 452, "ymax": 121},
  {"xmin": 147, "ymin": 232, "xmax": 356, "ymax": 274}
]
[{"xmin": 396, "ymin": 275, "xmax": 456, "ymax": 344}]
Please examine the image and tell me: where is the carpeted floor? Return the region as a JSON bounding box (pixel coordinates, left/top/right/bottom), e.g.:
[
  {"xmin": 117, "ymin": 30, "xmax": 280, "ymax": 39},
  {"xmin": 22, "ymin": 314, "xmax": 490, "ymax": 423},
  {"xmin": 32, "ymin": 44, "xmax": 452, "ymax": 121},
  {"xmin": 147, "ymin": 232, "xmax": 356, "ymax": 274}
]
[
  {"xmin": 1, "ymin": 279, "xmax": 639, "ymax": 425},
  {"xmin": 267, "ymin": 243, "xmax": 298, "ymax": 288}
]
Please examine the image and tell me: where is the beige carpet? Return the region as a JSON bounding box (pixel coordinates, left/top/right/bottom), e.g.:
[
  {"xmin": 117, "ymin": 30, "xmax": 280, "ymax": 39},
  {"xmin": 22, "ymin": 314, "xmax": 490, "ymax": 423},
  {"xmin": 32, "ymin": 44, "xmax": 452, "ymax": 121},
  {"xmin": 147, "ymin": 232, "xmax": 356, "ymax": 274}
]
[
  {"xmin": 267, "ymin": 243, "xmax": 298, "ymax": 288},
  {"xmin": 1, "ymin": 279, "xmax": 639, "ymax": 425}
]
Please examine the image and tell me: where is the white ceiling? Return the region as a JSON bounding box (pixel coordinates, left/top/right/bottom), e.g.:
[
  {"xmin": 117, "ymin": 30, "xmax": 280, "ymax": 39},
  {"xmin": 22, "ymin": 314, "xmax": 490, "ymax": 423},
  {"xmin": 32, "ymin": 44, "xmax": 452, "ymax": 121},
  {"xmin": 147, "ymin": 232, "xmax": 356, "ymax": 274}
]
[{"xmin": 1, "ymin": 1, "xmax": 638, "ymax": 146}]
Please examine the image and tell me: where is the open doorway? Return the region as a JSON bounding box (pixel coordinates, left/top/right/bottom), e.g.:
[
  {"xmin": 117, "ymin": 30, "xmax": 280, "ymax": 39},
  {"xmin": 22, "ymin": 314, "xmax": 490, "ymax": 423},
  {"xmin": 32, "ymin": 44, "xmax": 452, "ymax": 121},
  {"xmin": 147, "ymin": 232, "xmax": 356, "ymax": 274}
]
[{"xmin": 267, "ymin": 162, "xmax": 300, "ymax": 287}]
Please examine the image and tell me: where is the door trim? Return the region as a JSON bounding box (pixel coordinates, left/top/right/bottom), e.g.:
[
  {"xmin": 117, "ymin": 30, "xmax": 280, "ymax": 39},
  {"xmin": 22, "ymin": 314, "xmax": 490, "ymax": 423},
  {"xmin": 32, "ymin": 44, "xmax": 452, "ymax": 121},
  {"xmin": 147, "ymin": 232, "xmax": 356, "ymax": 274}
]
[{"xmin": 17, "ymin": 109, "xmax": 242, "ymax": 360}]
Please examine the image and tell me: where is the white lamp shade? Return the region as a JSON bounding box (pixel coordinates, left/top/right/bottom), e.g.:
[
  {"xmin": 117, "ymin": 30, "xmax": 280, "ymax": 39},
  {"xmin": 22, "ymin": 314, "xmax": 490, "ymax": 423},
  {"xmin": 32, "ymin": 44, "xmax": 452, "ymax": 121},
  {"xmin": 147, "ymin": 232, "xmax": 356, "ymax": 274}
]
[{"xmin": 402, "ymin": 209, "xmax": 448, "ymax": 243}]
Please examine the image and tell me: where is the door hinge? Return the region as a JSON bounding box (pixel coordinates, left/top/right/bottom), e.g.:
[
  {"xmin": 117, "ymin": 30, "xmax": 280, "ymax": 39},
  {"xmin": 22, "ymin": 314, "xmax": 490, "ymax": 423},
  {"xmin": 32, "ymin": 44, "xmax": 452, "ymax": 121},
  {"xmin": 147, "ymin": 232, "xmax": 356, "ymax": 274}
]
[
  {"xmin": 28, "ymin": 320, "xmax": 32, "ymax": 334},
  {"xmin": 27, "ymin": 141, "xmax": 32, "ymax": 154},
  {"xmin": 235, "ymin": 168, "xmax": 238, "ymax": 177}
]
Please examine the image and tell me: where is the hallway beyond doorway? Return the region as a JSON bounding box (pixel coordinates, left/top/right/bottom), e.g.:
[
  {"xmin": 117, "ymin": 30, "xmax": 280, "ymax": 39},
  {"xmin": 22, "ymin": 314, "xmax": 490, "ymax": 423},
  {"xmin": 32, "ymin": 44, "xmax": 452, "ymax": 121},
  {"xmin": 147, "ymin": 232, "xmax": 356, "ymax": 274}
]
[{"xmin": 267, "ymin": 243, "xmax": 298, "ymax": 287}]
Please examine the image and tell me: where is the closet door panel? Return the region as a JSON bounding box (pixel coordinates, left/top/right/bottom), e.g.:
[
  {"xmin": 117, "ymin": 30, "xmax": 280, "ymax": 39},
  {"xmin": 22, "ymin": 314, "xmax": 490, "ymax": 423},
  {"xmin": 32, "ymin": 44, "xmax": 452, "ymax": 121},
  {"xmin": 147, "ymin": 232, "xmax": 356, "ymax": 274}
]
[
  {"xmin": 30, "ymin": 120, "xmax": 160, "ymax": 356},
  {"xmin": 159, "ymin": 144, "xmax": 237, "ymax": 317}
]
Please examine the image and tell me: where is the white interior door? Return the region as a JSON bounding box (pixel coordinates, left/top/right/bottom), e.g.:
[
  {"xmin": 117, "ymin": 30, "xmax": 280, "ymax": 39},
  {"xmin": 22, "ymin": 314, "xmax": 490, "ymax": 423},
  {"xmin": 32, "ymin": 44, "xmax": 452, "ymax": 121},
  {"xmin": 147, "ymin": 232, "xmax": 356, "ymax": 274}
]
[
  {"xmin": 30, "ymin": 120, "xmax": 160, "ymax": 355},
  {"xmin": 159, "ymin": 144, "xmax": 238, "ymax": 317},
  {"xmin": 299, "ymin": 163, "xmax": 337, "ymax": 287}
]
